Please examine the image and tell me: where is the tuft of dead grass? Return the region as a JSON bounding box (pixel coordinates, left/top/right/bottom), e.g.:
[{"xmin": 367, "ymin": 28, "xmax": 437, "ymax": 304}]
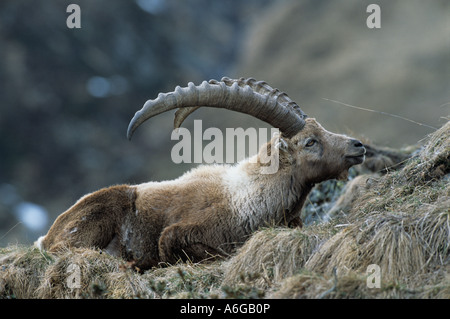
[
  {"xmin": 305, "ymin": 209, "xmax": 449, "ymax": 284},
  {"xmin": 222, "ymin": 223, "xmax": 334, "ymax": 289},
  {"xmin": 0, "ymin": 245, "xmax": 225, "ymax": 299},
  {"xmin": 0, "ymin": 245, "xmax": 53, "ymax": 298}
]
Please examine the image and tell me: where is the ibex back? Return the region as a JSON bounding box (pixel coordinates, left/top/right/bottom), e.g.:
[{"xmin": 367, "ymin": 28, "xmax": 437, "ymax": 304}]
[{"xmin": 36, "ymin": 78, "xmax": 365, "ymax": 270}]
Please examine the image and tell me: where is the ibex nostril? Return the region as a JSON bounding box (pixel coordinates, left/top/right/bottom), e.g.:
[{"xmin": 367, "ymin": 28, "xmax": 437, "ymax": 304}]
[{"xmin": 352, "ymin": 140, "xmax": 364, "ymax": 148}]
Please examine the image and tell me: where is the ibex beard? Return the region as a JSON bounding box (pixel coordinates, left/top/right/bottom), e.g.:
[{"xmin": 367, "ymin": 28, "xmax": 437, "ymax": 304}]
[{"xmin": 36, "ymin": 78, "xmax": 365, "ymax": 271}]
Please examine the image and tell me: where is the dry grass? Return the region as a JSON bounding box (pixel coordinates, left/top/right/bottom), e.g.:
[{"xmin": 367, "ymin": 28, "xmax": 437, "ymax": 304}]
[
  {"xmin": 1, "ymin": 121, "xmax": 448, "ymax": 299},
  {"xmin": 222, "ymin": 223, "xmax": 335, "ymax": 289},
  {"xmin": 0, "ymin": 245, "xmax": 224, "ymax": 299}
]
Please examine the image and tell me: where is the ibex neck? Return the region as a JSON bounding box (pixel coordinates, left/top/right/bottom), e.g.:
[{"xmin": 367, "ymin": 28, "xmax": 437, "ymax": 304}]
[{"xmin": 225, "ymin": 157, "xmax": 310, "ymax": 231}]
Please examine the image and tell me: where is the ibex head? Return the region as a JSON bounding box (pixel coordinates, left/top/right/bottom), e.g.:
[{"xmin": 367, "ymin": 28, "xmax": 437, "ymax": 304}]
[
  {"xmin": 127, "ymin": 77, "xmax": 365, "ymax": 183},
  {"xmin": 274, "ymin": 117, "xmax": 365, "ymax": 182}
]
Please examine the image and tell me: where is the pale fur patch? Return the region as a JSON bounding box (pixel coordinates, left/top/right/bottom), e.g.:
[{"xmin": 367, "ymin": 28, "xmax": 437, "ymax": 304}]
[
  {"xmin": 222, "ymin": 161, "xmax": 265, "ymax": 230},
  {"xmin": 223, "ymin": 163, "xmax": 250, "ymax": 192},
  {"xmin": 222, "ymin": 156, "xmax": 301, "ymax": 230},
  {"xmin": 34, "ymin": 235, "xmax": 45, "ymax": 251}
]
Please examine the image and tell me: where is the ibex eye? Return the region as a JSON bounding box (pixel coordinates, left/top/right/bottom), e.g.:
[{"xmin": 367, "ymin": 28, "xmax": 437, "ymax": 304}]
[{"xmin": 305, "ymin": 139, "xmax": 316, "ymax": 147}]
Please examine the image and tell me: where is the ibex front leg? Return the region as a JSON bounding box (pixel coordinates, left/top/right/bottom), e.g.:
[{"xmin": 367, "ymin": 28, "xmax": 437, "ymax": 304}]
[{"xmin": 158, "ymin": 223, "xmax": 226, "ymax": 264}]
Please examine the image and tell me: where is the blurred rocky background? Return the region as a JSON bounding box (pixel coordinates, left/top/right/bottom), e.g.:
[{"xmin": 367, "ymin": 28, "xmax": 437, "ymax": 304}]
[{"xmin": 0, "ymin": 0, "xmax": 448, "ymax": 245}]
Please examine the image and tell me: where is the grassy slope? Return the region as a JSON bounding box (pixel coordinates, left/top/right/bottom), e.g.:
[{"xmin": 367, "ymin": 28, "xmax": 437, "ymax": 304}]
[{"xmin": 1, "ymin": 121, "xmax": 448, "ymax": 299}]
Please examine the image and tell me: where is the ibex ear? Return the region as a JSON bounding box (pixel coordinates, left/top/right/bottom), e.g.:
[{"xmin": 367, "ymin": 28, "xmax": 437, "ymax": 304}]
[{"xmin": 273, "ymin": 132, "xmax": 288, "ymax": 152}]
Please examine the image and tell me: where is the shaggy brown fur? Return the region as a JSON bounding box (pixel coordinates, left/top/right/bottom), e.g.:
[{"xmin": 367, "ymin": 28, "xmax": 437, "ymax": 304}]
[{"xmin": 37, "ymin": 119, "xmax": 365, "ymax": 270}]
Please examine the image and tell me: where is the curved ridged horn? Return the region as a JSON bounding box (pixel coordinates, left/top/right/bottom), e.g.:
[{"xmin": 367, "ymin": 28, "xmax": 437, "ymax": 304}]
[{"xmin": 127, "ymin": 77, "xmax": 307, "ymax": 140}]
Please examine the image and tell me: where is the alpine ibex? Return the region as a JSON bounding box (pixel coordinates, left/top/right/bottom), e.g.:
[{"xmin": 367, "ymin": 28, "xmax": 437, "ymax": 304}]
[{"xmin": 36, "ymin": 77, "xmax": 366, "ymax": 270}]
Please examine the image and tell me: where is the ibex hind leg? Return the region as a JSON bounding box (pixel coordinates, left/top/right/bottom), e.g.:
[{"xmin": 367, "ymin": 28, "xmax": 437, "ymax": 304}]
[{"xmin": 38, "ymin": 185, "xmax": 136, "ymax": 252}]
